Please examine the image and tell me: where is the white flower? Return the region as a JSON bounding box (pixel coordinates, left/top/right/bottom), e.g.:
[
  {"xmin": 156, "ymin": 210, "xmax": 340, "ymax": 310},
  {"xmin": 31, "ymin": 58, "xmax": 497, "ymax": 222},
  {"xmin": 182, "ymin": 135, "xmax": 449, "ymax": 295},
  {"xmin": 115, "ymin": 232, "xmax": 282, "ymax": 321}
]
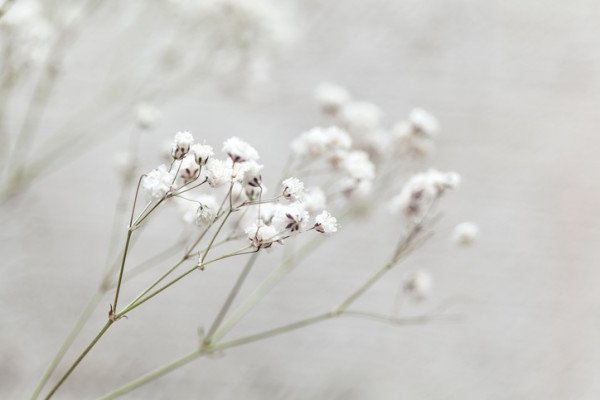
[
  {"xmin": 190, "ymin": 143, "xmax": 214, "ymax": 165},
  {"xmin": 392, "ymin": 121, "xmax": 435, "ymax": 158},
  {"xmin": 340, "ymin": 150, "xmax": 376, "ymax": 181},
  {"xmin": 242, "ymin": 160, "xmax": 264, "ymax": 188},
  {"xmin": 314, "ymin": 211, "xmax": 338, "ymax": 235},
  {"xmin": 142, "ymin": 165, "xmax": 174, "ymax": 199},
  {"xmin": 389, "ymin": 169, "xmax": 460, "ymax": 219},
  {"xmin": 338, "ymin": 101, "xmax": 383, "ymax": 133},
  {"xmin": 337, "ymin": 178, "xmax": 373, "ymax": 201},
  {"xmin": 409, "ymin": 108, "xmax": 439, "ymax": 137},
  {"xmin": 113, "ymin": 152, "xmax": 136, "ymax": 179},
  {"xmin": 195, "ymin": 194, "xmax": 219, "ymax": 225},
  {"xmin": 403, "ymin": 270, "xmax": 433, "ymax": 301},
  {"xmin": 303, "ymin": 187, "xmax": 326, "ymax": 214},
  {"xmin": 222, "ymin": 136, "xmax": 259, "ymax": 162},
  {"xmin": 282, "ymin": 177, "xmax": 305, "ymax": 201},
  {"xmin": 205, "ymin": 158, "xmax": 231, "ymax": 188},
  {"xmin": 290, "ymin": 126, "xmax": 352, "ymax": 160},
  {"xmin": 246, "ymin": 222, "xmax": 279, "ymax": 249},
  {"xmin": 179, "ymin": 155, "xmax": 200, "ymax": 183},
  {"xmin": 272, "ymin": 202, "xmax": 309, "ymax": 234},
  {"xmin": 452, "ymin": 222, "xmax": 479, "ymax": 246},
  {"xmin": 134, "ymin": 103, "xmax": 161, "ymax": 130},
  {"xmin": 171, "ymin": 131, "xmax": 194, "ymax": 160},
  {"xmin": 314, "ymin": 82, "xmax": 351, "ymax": 115}
]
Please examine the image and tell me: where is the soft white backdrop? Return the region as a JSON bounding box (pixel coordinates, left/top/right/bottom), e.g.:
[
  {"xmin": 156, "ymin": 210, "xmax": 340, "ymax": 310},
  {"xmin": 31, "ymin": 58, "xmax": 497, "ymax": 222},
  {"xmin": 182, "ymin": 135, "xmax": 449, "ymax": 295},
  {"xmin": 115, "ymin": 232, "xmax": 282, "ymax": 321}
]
[{"xmin": 1, "ymin": 0, "xmax": 600, "ymax": 398}]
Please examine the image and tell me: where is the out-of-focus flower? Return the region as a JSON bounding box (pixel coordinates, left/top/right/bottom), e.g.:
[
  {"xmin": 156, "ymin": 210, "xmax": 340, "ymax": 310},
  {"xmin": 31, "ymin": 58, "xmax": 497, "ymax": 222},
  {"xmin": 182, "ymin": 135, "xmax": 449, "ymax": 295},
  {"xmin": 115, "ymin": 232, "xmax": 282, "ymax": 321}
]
[
  {"xmin": 291, "ymin": 126, "xmax": 352, "ymax": 160},
  {"xmin": 195, "ymin": 194, "xmax": 219, "ymax": 225},
  {"xmin": 409, "ymin": 108, "xmax": 439, "ymax": 137},
  {"xmin": 179, "ymin": 155, "xmax": 200, "ymax": 183},
  {"xmin": 205, "ymin": 158, "xmax": 231, "ymax": 188},
  {"xmin": 314, "ymin": 82, "xmax": 351, "ymax": 115},
  {"xmin": 403, "ymin": 270, "xmax": 433, "ymax": 301},
  {"xmin": 452, "ymin": 222, "xmax": 479, "ymax": 246},
  {"xmin": 134, "ymin": 103, "xmax": 162, "ymax": 130},
  {"xmin": 303, "ymin": 187, "xmax": 326, "ymax": 214},
  {"xmin": 338, "ymin": 101, "xmax": 383, "ymax": 133},
  {"xmin": 389, "ymin": 169, "xmax": 460, "ymax": 219}
]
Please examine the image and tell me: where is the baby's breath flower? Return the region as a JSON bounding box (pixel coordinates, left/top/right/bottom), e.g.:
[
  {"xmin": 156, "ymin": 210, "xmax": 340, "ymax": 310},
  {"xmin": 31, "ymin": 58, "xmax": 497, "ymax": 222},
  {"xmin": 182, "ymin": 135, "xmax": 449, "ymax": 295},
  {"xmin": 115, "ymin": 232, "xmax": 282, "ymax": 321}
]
[
  {"xmin": 272, "ymin": 202, "xmax": 309, "ymax": 234},
  {"xmin": 389, "ymin": 169, "xmax": 460, "ymax": 219},
  {"xmin": 134, "ymin": 103, "xmax": 161, "ymax": 130},
  {"xmin": 452, "ymin": 222, "xmax": 479, "ymax": 246},
  {"xmin": 246, "ymin": 222, "xmax": 279, "ymax": 249},
  {"xmin": 195, "ymin": 194, "xmax": 219, "ymax": 225},
  {"xmin": 171, "ymin": 131, "xmax": 194, "ymax": 160},
  {"xmin": 205, "ymin": 158, "xmax": 230, "ymax": 188},
  {"xmin": 282, "ymin": 177, "xmax": 305, "ymax": 201},
  {"xmin": 290, "ymin": 126, "xmax": 352, "ymax": 160},
  {"xmin": 340, "ymin": 150, "xmax": 376, "ymax": 181},
  {"xmin": 314, "ymin": 82, "xmax": 351, "ymax": 115},
  {"xmin": 338, "ymin": 101, "xmax": 383, "ymax": 133},
  {"xmin": 190, "ymin": 143, "xmax": 214, "ymax": 165},
  {"xmin": 222, "ymin": 136, "xmax": 259, "ymax": 162},
  {"xmin": 179, "ymin": 155, "xmax": 200, "ymax": 183},
  {"xmin": 242, "ymin": 160, "xmax": 264, "ymax": 188},
  {"xmin": 303, "ymin": 187, "xmax": 327, "ymax": 214},
  {"xmin": 314, "ymin": 211, "xmax": 338, "ymax": 235},
  {"xmin": 392, "ymin": 121, "xmax": 435, "ymax": 158},
  {"xmin": 409, "ymin": 108, "xmax": 439, "ymax": 137},
  {"xmin": 337, "ymin": 178, "xmax": 374, "ymax": 201},
  {"xmin": 142, "ymin": 165, "xmax": 174, "ymax": 199},
  {"xmin": 403, "ymin": 270, "xmax": 433, "ymax": 301}
]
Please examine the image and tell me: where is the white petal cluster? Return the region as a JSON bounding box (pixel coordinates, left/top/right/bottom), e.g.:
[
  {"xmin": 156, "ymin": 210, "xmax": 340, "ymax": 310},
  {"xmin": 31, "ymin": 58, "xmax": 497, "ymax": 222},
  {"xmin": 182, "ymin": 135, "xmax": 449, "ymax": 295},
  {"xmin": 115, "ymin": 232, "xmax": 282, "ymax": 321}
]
[
  {"xmin": 291, "ymin": 126, "xmax": 352, "ymax": 160},
  {"xmin": 338, "ymin": 101, "xmax": 383, "ymax": 133},
  {"xmin": 179, "ymin": 155, "xmax": 200, "ymax": 183},
  {"xmin": 392, "ymin": 108, "xmax": 439, "ymax": 158},
  {"xmin": 195, "ymin": 194, "xmax": 219, "ymax": 225},
  {"xmin": 205, "ymin": 158, "xmax": 232, "ymax": 188},
  {"xmin": 452, "ymin": 222, "xmax": 479, "ymax": 246},
  {"xmin": 389, "ymin": 169, "xmax": 460, "ymax": 219},
  {"xmin": 303, "ymin": 187, "xmax": 326, "ymax": 214},
  {"xmin": 190, "ymin": 143, "xmax": 214, "ymax": 165},
  {"xmin": 171, "ymin": 131, "xmax": 194, "ymax": 160},
  {"xmin": 246, "ymin": 222, "xmax": 279, "ymax": 249},
  {"xmin": 340, "ymin": 150, "xmax": 375, "ymax": 181},
  {"xmin": 314, "ymin": 211, "xmax": 338, "ymax": 235},
  {"xmin": 282, "ymin": 177, "xmax": 305, "ymax": 201},
  {"xmin": 134, "ymin": 103, "xmax": 161, "ymax": 130},
  {"xmin": 242, "ymin": 160, "xmax": 264, "ymax": 189},
  {"xmin": 272, "ymin": 202, "xmax": 309, "ymax": 234},
  {"xmin": 314, "ymin": 82, "xmax": 351, "ymax": 115},
  {"xmin": 403, "ymin": 270, "xmax": 433, "ymax": 301},
  {"xmin": 409, "ymin": 108, "xmax": 439, "ymax": 137},
  {"xmin": 142, "ymin": 165, "xmax": 174, "ymax": 199},
  {"xmin": 222, "ymin": 136, "xmax": 260, "ymax": 162}
]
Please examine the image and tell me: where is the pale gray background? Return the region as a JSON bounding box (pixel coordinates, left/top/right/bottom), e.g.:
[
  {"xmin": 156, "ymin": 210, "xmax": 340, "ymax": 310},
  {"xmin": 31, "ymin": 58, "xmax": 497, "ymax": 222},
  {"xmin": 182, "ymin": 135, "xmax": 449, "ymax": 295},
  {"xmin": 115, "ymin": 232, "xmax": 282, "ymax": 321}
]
[{"xmin": 1, "ymin": 0, "xmax": 600, "ymax": 399}]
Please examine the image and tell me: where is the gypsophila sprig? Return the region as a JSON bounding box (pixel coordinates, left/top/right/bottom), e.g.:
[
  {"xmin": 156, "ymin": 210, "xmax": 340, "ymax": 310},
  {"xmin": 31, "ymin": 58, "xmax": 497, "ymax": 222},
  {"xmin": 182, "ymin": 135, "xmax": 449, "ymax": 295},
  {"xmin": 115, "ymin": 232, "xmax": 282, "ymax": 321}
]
[
  {"xmin": 282, "ymin": 177, "xmax": 305, "ymax": 201},
  {"xmin": 222, "ymin": 136, "xmax": 260, "ymax": 162},
  {"xmin": 171, "ymin": 131, "xmax": 195, "ymax": 160},
  {"xmin": 314, "ymin": 210, "xmax": 338, "ymax": 235}
]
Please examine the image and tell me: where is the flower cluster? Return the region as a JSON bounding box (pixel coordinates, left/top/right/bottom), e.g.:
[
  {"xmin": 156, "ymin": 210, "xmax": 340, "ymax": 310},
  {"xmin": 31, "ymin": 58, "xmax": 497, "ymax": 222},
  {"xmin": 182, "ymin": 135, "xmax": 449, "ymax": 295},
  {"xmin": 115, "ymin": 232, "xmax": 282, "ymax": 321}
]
[{"xmin": 142, "ymin": 132, "xmax": 339, "ymax": 253}]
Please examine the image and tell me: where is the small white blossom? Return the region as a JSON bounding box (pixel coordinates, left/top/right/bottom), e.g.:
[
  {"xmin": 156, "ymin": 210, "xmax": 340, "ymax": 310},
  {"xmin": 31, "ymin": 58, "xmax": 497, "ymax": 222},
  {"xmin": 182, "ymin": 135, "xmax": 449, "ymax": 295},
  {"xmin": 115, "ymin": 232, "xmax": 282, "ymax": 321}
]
[
  {"xmin": 303, "ymin": 187, "xmax": 327, "ymax": 214},
  {"xmin": 142, "ymin": 165, "xmax": 174, "ymax": 199},
  {"xmin": 171, "ymin": 131, "xmax": 194, "ymax": 160},
  {"xmin": 179, "ymin": 155, "xmax": 200, "ymax": 183},
  {"xmin": 291, "ymin": 126, "xmax": 352, "ymax": 160},
  {"xmin": 314, "ymin": 82, "xmax": 351, "ymax": 115},
  {"xmin": 190, "ymin": 143, "xmax": 214, "ymax": 165},
  {"xmin": 409, "ymin": 108, "xmax": 439, "ymax": 137},
  {"xmin": 389, "ymin": 169, "xmax": 460, "ymax": 219},
  {"xmin": 222, "ymin": 136, "xmax": 259, "ymax": 162},
  {"xmin": 337, "ymin": 178, "xmax": 373, "ymax": 201},
  {"xmin": 195, "ymin": 194, "xmax": 219, "ymax": 225},
  {"xmin": 134, "ymin": 103, "xmax": 161, "ymax": 130},
  {"xmin": 338, "ymin": 101, "xmax": 383, "ymax": 133},
  {"xmin": 242, "ymin": 160, "xmax": 264, "ymax": 188},
  {"xmin": 452, "ymin": 222, "xmax": 479, "ymax": 246},
  {"xmin": 340, "ymin": 150, "xmax": 376, "ymax": 181},
  {"xmin": 205, "ymin": 158, "xmax": 231, "ymax": 188},
  {"xmin": 403, "ymin": 270, "xmax": 433, "ymax": 301},
  {"xmin": 314, "ymin": 211, "xmax": 338, "ymax": 235},
  {"xmin": 282, "ymin": 177, "xmax": 305, "ymax": 201},
  {"xmin": 392, "ymin": 121, "xmax": 435, "ymax": 158},
  {"xmin": 246, "ymin": 222, "xmax": 279, "ymax": 249},
  {"xmin": 272, "ymin": 202, "xmax": 309, "ymax": 233}
]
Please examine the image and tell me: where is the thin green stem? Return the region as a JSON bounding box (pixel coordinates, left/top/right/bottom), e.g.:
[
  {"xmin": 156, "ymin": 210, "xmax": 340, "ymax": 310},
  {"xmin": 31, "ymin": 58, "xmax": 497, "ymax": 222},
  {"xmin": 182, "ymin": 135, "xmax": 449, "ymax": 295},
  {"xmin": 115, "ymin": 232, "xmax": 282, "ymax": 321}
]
[
  {"xmin": 111, "ymin": 230, "xmax": 132, "ymax": 316},
  {"xmin": 44, "ymin": 321, "xmax": 113, "ymax": 400}
]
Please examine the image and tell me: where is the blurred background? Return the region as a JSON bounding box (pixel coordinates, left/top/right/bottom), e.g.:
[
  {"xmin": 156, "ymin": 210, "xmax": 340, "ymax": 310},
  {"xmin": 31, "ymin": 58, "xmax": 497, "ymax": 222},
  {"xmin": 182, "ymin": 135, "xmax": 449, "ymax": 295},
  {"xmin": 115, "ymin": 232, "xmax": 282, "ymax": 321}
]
[{"xmin": 1, "ymin": 0, "xmax": 600, "ymax": 399}]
